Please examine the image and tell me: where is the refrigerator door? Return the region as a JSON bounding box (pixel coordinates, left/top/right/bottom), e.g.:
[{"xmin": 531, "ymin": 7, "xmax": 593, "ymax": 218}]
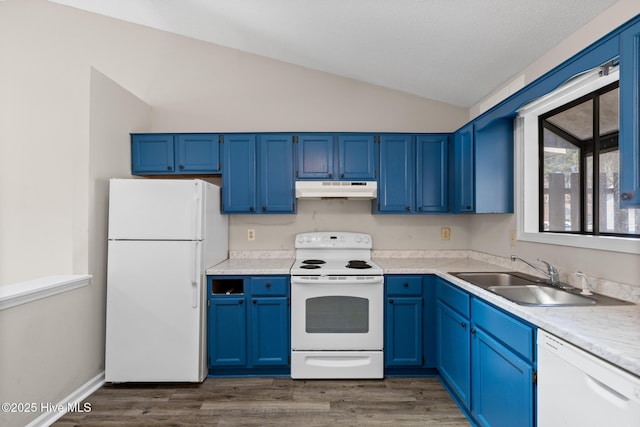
[
  {"xmin": 108, "ymin": 179, "xmax": 204, "ymax": 241},
  {"xmin": 105, "ymin": 240, "xmax": 205, "ymax": 382}
]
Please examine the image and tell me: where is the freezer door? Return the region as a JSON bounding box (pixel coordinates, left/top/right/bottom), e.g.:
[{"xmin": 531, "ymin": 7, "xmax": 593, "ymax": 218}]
[
  {"xmin": 108, "ymin": 179, "xmax": 204, "ymax": 240},
  {"xmin": 105, "ymin": 240, "xmax": 205, "ymax": 382}
]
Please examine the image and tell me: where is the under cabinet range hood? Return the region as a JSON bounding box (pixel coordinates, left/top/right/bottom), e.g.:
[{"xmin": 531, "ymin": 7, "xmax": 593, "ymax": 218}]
[{"xmin": 295, "ymin": 181, "xmax": 377, "ymax": 199}]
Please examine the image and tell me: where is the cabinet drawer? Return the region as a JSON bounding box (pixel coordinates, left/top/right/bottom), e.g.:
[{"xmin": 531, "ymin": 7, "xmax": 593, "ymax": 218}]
[
  {"xmin": 472, "ymin": 298, "xmax": 534, "ymax": 362},
  {"xmin": 251, "ymin": 277, "xmax": 288, "ymax": 296},
  {"xmin": 386, "ymin": 276, "xmax": 422, "ymax": 296},
  {"xmin": 437, "ymin": 279, "xmax": 470, "ymax": 318}
]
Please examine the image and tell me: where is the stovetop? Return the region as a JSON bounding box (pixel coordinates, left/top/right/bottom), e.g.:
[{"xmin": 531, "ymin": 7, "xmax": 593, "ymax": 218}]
[{"xmin": 290, "ymin": 232, "xmax": 383, "ymax": 276}]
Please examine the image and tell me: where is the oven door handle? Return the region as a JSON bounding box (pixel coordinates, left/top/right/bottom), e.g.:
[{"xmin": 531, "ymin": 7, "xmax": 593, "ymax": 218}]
[{"xmin": 292, "ymin": 276, "xmax": 383, "ymax": 285}]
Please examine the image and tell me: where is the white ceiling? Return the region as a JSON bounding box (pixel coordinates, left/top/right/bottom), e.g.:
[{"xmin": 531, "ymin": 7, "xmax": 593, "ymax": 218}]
[{"xmin": 50, "ymin": 0, "xmax": 618, "ymax": 108}]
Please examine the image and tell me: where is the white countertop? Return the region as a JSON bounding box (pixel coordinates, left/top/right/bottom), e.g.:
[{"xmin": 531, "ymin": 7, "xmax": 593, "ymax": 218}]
[
  {"xmin": 206, "ymin": 252, "xmax": 640, "ymax": 377},
  {"xmin": 206, "ymin": 257, "xmax": 294, "ymax": 275}
]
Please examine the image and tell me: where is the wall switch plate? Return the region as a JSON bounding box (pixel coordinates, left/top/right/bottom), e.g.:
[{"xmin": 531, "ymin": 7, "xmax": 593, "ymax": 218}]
[
  {"xmin": 247, "ymin": 229, "xmax": 255, "ymax": 241},
  {"xmin": 441, "ymin": 227, "xmax": 451, "ymax": 240}
]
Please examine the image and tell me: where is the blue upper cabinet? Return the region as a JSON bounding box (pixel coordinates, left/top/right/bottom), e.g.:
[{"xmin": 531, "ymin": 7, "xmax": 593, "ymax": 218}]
[
  {"xmin": 222, "ymin": 134, "xmax": 295, "ymax": 214},
  {"xmin": 416, "ymin": 135, "xmax": 449, "ymax": 213},
  {"xmin": 452, "ymin": 124, "xmax": 474, "ymax": 213},
  {"xmin": 131, "ymin": 134, "xmax": 175, "ymax": 174},
  {"xmin": 338, "ymin": 135, "xmax": 376, "ymax": 179},
  {"xmin": 131, "ymin": 133, "xmax": 221, "ymax": 175},
  {"xmin": 377, "ymin": 134, "xmax": 414, "ymax": 212},
  {"xmin": 296, "ymin": 134, "xmax": 376, "ymax": 180},
  {"xmin": 620, "ymin": 20, "xmax": 640, "ymax": 207},
  {"xmin": 378, "ymin": 134, "xmax": 449, "ymax": 213},
  {"xmin": 451, "ymin": 120, "xmax": 514, "ymax": 214},
  {"xmin": 175, "ymin": 134, "xmax": 221, "ymax": 173},
  {"xmin": 296, "ymin": 134, "xmax": 334, "ymax": 179},
  {"xmin": 258, "ymin": 134, "xmax": 296, "ymax": 213},
  {"xmin": 474, "ymin": 119, "xmax": 514, "ymax": 213},
  {"xmin": 222, "ymin": 134, "xmax": 257, "ymax": 213}
]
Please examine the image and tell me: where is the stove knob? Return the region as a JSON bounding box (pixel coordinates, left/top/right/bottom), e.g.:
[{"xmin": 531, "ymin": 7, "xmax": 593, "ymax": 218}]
[
  {"xmin": 363, "ymin": 235, "xmax": 370, "ymax": 244},
  {"xmin": 305, "ymin": 236, "xmax": 312, "ymax": 243},
  {"xmin": 355, "ymin": 235, "xmax": 362, "ymax": 243}
]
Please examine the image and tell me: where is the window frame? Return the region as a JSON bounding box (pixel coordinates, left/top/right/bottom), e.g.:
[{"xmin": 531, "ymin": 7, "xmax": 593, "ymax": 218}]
[
  {"xmin": 516, "ymin": 67, "xmax": 640, "ymax": 254},
  {"xmin": 537, "ymin": 81, "xmax": 631, "ymax": 237}
]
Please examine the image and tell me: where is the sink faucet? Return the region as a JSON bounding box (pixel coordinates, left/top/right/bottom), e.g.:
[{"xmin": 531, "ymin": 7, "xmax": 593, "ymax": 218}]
[{"xmin": 510, "ymin": 255, "xmax": 560, "ymax": 286}]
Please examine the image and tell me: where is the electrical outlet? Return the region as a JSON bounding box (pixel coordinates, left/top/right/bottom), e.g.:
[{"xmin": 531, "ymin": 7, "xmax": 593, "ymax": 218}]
[
  {"xmin": 247, "ymin": 229, "xmax": 255, "ymax": 241},
  {"xmin": 441, "ymin": 227, "xmax": 451, "ymax": 241},
  {"xmin": 510, "ymin": 229, "xmax": 517, "ymax": 246}
]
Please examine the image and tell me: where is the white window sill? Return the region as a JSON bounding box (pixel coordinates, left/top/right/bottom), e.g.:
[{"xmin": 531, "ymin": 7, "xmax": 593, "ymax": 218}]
[
  {"xmin": 519, "ymin": 231, "xmax": 640, "ymax": 254},
  {"xmin": 0, "ymin": 275, "xmax": 92, "ymax": 311}
]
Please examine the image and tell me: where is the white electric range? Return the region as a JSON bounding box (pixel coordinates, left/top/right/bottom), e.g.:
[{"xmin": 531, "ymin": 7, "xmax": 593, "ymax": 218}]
[{"xmin": 290, "ymin": 232, "xmax": 384, "ymax": 379}]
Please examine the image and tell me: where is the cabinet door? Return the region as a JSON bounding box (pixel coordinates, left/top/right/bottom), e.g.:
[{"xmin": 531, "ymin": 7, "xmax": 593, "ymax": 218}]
[
  {"xmin": 436, "ymin": 301, "xmax": 471, "ymax": 409},
  {"xmin": 385, "ymin": 297, "xmax": 423, "ymax": 367},
  {"xmin": 208, "ymin": 297, "xmax": 247, "ymax": 367},
  {"xmin": 474, "ymin": 120, "xmax": 514, "ymax": 213},
  {"xmin": 258, "ymin": 135, "xmax": 295, "ymax": 213},
  {"xmin": 131, "ymin": 134, "xmax": 174, "ymax": 174},
  {"xmin": 452, "ymin": 124, "xmax": 474, "ymax": 212},
  {"xmin": 416, "ymin": 135, "xmax": 449, "ymax": 213},
  {"xmin": 620, "ymin": 20, "xmax": 640, "ymax": 207},
  {"xmin": 250, "ymin": 297, "xmax": 289, "ymax": 367},
  {"xmin": 471, "ymin": 327, "xmax": 534, "ymax": 427},
  {"xmin": 176, "ymin": 134, "xmax": 221, "ymax": 173},
  {"xmin": 222, "ymin": 134, "xmax": 257, "ymax": 213},
  {"xmin": 378, "ymin": 134, "xmax": 414, "ymax": 212},
  {"xmin": 296, "ymin": 134, "xmax": 335, "ymax": 179},
  {"xmin": 338, "ymin": 134, "xmax": 376, "ymax": 179}
]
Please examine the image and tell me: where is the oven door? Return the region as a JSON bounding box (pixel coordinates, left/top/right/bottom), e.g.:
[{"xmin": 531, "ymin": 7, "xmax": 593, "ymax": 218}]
[{"xmin": 291, "ymin": 276, "xmax": 383, "ymax": 351}]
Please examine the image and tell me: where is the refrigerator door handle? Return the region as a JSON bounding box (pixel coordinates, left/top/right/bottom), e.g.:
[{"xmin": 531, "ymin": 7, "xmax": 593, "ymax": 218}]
[
  {"xmin": 191, "ymin": 243, "xmax": 198, "ymax": 308},
  {"xmin": 192, "ymin": 182, "xmax": 202, "ymax": 240}
]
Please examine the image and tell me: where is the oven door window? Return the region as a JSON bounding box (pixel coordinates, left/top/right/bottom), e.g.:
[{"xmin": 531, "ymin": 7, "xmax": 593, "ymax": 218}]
[{"xmin": 306, "ymin": 296, "xmax": 368, "ymax": 333}]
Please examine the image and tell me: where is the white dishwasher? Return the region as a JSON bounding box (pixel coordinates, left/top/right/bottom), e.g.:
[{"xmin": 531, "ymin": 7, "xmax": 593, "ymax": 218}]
[{"xmin": 537, "ymin": 329, "xmax": 640, "ymax": 427}]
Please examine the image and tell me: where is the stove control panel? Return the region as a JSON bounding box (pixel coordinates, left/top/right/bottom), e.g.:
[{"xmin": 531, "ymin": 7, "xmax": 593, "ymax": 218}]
[{"xmin": 295, "ymin": 232, "xmax": 372, "ymax": 249}]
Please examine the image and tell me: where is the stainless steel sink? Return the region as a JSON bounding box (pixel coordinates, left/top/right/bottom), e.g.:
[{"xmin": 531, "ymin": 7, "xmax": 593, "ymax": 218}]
[
  {"xmin": 449, "ymin": 271, "xmax": 633, "ymax": 307},
  {"xmin": 451, "ymin": 272, "xmax": 545, "ymax": 288},
  {"xmin": 488, "ymin": 285, "xmax": 596, "ymax": 306}
]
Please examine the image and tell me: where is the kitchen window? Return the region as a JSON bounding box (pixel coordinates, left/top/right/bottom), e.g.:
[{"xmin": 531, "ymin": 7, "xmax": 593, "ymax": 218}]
[{"xmin": 517, "ymin": 65, "xmax": 640, "ymax": 253}]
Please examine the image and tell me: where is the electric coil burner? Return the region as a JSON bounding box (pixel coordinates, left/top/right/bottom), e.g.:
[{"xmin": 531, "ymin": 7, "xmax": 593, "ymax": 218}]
[{"xmin": 290, "ymin": 232, "xmax": 383, "ymax": 379}]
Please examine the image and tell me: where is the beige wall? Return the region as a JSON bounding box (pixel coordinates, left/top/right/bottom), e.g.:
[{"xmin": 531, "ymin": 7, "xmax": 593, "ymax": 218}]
[
  {"xmin": 0, "ymin": 1, "xmax": 152, "ymax": 423},
  {"xmin": 0, "ymin": 1, "xmax": 466, "ymax": 425},
  {"xmin": 468, "ymin": 0, "xmax": 640, "ymax": 287},
  {"xmin": 230, "ymin": 200, "xmax": 472, "ymax": 251},
  {"xmin": 471, "ymin": 0, "xmax": 640, "ymax": 118}
]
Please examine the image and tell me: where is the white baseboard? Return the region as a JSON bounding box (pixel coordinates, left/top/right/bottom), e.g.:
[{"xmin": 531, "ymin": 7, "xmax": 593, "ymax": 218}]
[{"xmin": 26, "ymin": 371, "xmax": 105, "ymax": 427}]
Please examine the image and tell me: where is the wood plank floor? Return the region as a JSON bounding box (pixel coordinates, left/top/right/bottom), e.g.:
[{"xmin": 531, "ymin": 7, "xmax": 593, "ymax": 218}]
[{"xmin": 55, "ymin": 377, "xmax": 471, "ymax": 426}]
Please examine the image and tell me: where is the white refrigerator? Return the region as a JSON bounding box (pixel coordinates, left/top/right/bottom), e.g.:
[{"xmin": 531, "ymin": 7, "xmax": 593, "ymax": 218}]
[{"xmin": 105, "ymin": 179, "xmax": 228, "ymax": 382}]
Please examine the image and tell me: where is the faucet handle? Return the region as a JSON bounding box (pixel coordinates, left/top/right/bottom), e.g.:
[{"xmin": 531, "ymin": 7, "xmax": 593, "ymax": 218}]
[
  {"xmin": 537, "ymin": 258, "xmax": 559, "ymax": 284},
  {"xmin": 536, "ymin": 258, "xmax": 556, "ymax": 273}
]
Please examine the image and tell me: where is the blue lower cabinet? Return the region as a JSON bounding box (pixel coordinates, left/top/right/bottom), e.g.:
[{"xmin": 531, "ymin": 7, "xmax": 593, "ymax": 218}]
[
  {"xmin": 384, "ymin": 275, "xmax": 437, "ymax": 376},
  {"xmin": 250, "ymin": 297, "xmax": 289, "ymax": 366},
  {"xmin": 436, "ymin": 278, "xmax": 536, "ymax": 427},
  {"xmin": 436, "ymin": 300, "xmax": 471, "ymax": 408},
  {"xmin": 386, "ymin": 296, "xmax": 422, "ymax": 366},
  {"xmin": 207, "ymin": 297, "xmax": 247, "ymax": 367},
  {"xmin": 471, "ymin": 327, "xmax": 534, "ymax": 427},
  {"xmin": 207, "ymin": 276, "xmax": 290, "ymax": 377}
]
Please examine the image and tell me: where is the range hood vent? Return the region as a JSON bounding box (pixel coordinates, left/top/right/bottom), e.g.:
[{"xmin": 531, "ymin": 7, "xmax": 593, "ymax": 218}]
[{"xmin": 295, "ymin": 181, "xmax": 377, "ymax": 199}]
